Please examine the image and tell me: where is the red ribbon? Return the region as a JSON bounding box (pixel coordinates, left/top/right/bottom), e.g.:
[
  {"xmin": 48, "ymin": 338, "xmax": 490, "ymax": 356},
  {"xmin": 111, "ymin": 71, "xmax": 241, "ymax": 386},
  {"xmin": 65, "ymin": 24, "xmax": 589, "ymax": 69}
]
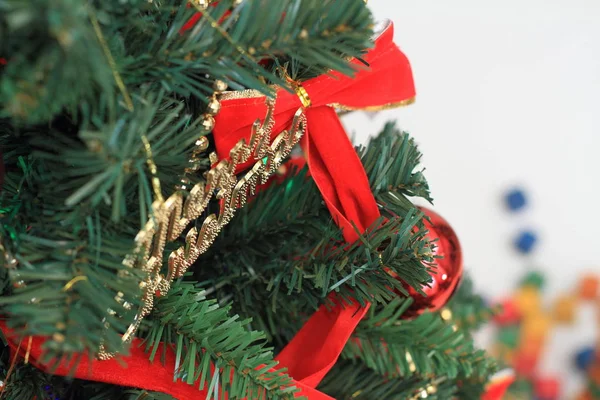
[
  {"xmin": 214, "ymin": 22, "xmax": 415, "ymax": 243},
  {"xmin": 0, "ymin": 22, "xmax": 416, "ymax": 400},
  {"xmin": 1, "ymin": 302, "xmax": 365, "ymax": 400}
]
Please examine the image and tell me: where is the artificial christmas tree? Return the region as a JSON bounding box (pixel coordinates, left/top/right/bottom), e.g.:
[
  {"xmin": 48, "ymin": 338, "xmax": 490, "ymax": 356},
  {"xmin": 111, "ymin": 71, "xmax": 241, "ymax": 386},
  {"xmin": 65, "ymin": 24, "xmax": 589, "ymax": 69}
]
[{"xmin": 0, "ymin": 0, "xmax": 499, "ymax": 399}]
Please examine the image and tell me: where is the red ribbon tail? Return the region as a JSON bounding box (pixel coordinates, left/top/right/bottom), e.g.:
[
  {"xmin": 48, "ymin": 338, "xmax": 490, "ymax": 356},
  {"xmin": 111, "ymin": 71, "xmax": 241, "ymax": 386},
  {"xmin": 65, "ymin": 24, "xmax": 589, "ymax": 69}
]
[
  {"xmin": 0, "ymin": 320, "xmax": 346, "ymax": 400},
  {"xmin": 275, "ymin": 296, "xmax": 370, "ymax": 389},
  {"xmin": 302, "ymin": 107, "xmax": 380, "ymax": 243},
  {"xmin": 273, "ymin": 107, "xmax": 378, "ymax": 389}
]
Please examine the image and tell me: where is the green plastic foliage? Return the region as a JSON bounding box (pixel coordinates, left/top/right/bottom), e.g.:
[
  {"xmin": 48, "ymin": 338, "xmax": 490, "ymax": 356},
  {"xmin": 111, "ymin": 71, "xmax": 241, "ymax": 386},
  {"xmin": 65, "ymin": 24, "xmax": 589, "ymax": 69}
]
[
  {"xmin": 0, "ymin": 0, "xmax": 375, "ymax": 364},
  {"xmin": 0, "ymin": 0, "xmax": 498, "ymax": 398}
]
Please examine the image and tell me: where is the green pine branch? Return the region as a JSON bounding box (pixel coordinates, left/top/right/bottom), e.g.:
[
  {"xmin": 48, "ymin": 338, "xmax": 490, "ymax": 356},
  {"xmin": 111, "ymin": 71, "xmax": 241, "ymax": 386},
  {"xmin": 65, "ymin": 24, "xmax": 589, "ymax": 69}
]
[
  {"xmin": 0, "ymin": 0, "xmax": 114, "ymax": 122},
  {"xmin": 342, "ymin": 297, "xmax": 498, "ymax": 380},
  {"xmin": 447, "ymin": 276, "xmax": 495, "ymax": 331},
  {"xmin": 0, "ymin": 0, "xmax": 374, "ymax": 121},
  {"xmin": 362, "ymin": 122, "xmax": 432, "ymax": 204},
  {"xmin": 0, "ymin": 91, "xmax": 203, "ymax": 358},
  {"xmin": 0, "ymin": 217, "xmax": 143, "ymax": 358},
  {"xmin": 143, "ymin": 280, "xmax": 300, "ymax": 400},
  {"xmin": 195, "ymin": 125, "xmax": 435, "ymax": 318},
  {"xmin": 318, "ymin": 360, "xmax": 459, "ymax": 400}
]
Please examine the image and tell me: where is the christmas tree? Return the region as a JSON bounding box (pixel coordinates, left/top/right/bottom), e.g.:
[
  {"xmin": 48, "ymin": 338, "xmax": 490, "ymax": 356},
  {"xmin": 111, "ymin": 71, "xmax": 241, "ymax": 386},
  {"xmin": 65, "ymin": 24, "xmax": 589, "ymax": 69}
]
[{"xmin": 0, "ymin": 0, "xmax": 500, "ymax": 399}]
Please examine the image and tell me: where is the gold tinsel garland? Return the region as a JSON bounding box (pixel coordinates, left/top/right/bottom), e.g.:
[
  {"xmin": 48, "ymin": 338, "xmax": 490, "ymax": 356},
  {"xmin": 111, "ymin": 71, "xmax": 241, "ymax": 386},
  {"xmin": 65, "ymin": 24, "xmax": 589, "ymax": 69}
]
[{"xmin": 99, "ymin": 83, "xmax": 307, "ymax": 359}]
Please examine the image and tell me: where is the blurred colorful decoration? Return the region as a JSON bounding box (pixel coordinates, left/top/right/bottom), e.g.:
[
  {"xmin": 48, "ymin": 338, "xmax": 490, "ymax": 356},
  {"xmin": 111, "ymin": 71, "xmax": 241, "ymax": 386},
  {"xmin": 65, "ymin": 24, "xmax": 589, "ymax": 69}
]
[
  {"xmin": 403, "ymin": 207, "xmax": 464, "ymax": 317},
  {"xmin": 579, "ymin": 275, "xmax": 599, "ymax": 300},
  {"xmin": 505, "ymin": 188, "xmax": 527, "ymax": 212},
  {"xmin": 513, "ymin": 285, "xmax": 542, "ymax": 318},
  {"xmin": 553, "ymin": 294, "xmax": 578, "ymax": 324},
  {"xmin": 491, "ymin": 272, "xmax": 599, "ymax": 399},
  {"xmin": 494, "ymin": 299, "xmax": 521, "ymax": 326},
  {"xmin": 493, "ymin": 189, "xmax": 599, "ymax": 399},
  {"xmin": 576, "ymin": 346, "xmax": 597, "ymax": 372},
  {"xmin": 520, "ymin": 270, "xmax": 545, "ymax": 289},
  {"xmin": 513, "ymin": 230, "xmax": 538, "ymax": 254},
  {"xmin": 534, "ymin": 376, "xmax": 561, "ymax": 400}
]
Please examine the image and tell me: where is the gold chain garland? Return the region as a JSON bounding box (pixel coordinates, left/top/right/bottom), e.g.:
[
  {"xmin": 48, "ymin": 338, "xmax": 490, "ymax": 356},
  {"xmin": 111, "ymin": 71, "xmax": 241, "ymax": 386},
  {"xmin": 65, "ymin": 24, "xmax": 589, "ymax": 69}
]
[{"xmin": 99, "ymin": 84, "xmax": 307, "ymax": 359}]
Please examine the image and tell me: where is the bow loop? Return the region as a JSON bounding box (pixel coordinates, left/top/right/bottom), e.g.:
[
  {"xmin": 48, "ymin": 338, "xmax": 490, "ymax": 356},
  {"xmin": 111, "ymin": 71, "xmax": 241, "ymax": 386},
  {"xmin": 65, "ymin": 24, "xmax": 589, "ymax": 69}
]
[{"xmin": 213, "ymin": 21, "xmax": 415, "ymax": 173}]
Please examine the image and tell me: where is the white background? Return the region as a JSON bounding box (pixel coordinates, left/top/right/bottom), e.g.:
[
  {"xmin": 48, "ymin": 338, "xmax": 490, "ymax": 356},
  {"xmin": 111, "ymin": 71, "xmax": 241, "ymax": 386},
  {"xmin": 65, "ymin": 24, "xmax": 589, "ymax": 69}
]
[{"xmin": 345, "ymin": 1, "xmax": 600, "ymax": 397}]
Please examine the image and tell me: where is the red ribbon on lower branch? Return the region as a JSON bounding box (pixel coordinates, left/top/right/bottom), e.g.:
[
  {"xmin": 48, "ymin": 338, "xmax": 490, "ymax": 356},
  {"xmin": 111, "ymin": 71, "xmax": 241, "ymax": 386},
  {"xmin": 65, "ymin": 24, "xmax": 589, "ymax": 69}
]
[{"xmin": 0, "ymin": 298, "xmax": 366, "ymax": 399}]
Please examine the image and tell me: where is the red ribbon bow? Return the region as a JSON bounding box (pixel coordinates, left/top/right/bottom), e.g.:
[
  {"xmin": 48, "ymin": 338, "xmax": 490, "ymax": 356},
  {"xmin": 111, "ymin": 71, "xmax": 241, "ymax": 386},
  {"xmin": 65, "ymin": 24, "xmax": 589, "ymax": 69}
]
[
  {"xmin": 214, "ymin": 21, "xmax": 415, "ymax": 243},
  {"xmin": 0, "ymin": 22, "xmax": 416, "ymax": 400}
]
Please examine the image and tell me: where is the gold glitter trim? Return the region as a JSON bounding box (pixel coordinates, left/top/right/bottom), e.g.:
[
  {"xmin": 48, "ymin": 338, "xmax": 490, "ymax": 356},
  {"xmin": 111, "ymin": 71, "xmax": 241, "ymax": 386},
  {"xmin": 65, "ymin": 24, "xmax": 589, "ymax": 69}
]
[
  {"xmin": 90, "ymin": 13, "xmax": 134, "ymax": 112},
  {"xmin": 293, "ymin": 84, "xmax": 311, "ymax": 108},
  {"xmin": 141, "ymin": 135, "xmax": 164, "ymax": 203},
  {"xmin": 220, "ymin": 92, "xmax": 415, "ymax": 113},
  {"xmin": 62, "ymin": 276, "xmax": 88, "ymax": 292},
  {"xmin": 330, "ymin": 96, "xmax": 416, "ymax": 112},
  {"xmin": 219, "ymin": 88, "xmax": 273, "ymax": 100}
]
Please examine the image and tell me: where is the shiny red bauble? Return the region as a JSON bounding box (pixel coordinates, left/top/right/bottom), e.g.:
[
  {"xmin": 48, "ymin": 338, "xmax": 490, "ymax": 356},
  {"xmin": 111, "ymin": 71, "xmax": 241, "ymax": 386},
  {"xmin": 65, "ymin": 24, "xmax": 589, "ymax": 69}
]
[{"xmin": 403, "ymin": 207, "xmax": 464, "ymax": 317}]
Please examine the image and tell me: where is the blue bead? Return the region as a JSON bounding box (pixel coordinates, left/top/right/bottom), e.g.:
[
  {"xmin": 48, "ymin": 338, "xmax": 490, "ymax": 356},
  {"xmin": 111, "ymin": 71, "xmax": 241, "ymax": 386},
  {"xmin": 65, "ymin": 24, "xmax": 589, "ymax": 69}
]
[
  {"xmin": 514, "ymin": 231, "xmax": 537, "ymax": 254},
  {"xmin": 506, "ymin": 189, "xmax": 527, "ymax": 211},
  {"xmin": 575, "ymin": 346, "xmax": 595, "ymax": 371}
]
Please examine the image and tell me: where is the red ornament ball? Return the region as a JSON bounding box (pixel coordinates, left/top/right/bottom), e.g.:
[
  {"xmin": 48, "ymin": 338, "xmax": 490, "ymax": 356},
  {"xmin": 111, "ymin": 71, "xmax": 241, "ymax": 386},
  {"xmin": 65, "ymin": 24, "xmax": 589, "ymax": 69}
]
[{"xmin": 404, "ymin": 207, "xmax": 464, "ymax": 317}]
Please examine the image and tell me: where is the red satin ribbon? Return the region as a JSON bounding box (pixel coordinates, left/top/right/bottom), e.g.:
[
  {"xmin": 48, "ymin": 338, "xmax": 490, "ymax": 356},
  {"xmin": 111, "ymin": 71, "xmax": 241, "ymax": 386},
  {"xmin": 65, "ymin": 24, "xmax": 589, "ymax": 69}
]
[
  {"xmin": 0, "ymin": 22, "xmax": 417, "ymax": 400},
  {"xmin": 0, "ymin": 299, "xmax": 366, "ymax": 400},
  {"xmin": 214, "ymin": 22, "xmax": 414, "ymax": 242}
]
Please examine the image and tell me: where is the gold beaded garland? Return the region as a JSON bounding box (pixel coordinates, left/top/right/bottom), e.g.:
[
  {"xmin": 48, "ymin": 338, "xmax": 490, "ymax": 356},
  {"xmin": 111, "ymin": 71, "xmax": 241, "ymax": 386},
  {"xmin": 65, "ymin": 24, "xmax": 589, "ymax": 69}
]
[
  {"xmin": 195, "ymin": 136, "xmax": 209, "ymax": 151},
  {"xmin": 176, "ymin": 81, "xmax": 227, "ymax": 191},
  {"xmin": 426, "ymin": 384, "xmax": 437, "ymax": 395},
  {"xmin": 440, "ymin": 308, "xmax": 453, "ymax": 321},
  {"xmin": 201, "ymin": 114, "xmax": 215, "ymax": 132},
  {"xmin": 207, "ymin": 97, "xmax": 222, "ymax": 115},
  {"xmin": 195, "ymin": 0, "xmax": 212, "ymax": 8},
  {"xmin": 213, "ymin": 79, "xmax": 228, "ymax": 92}
]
